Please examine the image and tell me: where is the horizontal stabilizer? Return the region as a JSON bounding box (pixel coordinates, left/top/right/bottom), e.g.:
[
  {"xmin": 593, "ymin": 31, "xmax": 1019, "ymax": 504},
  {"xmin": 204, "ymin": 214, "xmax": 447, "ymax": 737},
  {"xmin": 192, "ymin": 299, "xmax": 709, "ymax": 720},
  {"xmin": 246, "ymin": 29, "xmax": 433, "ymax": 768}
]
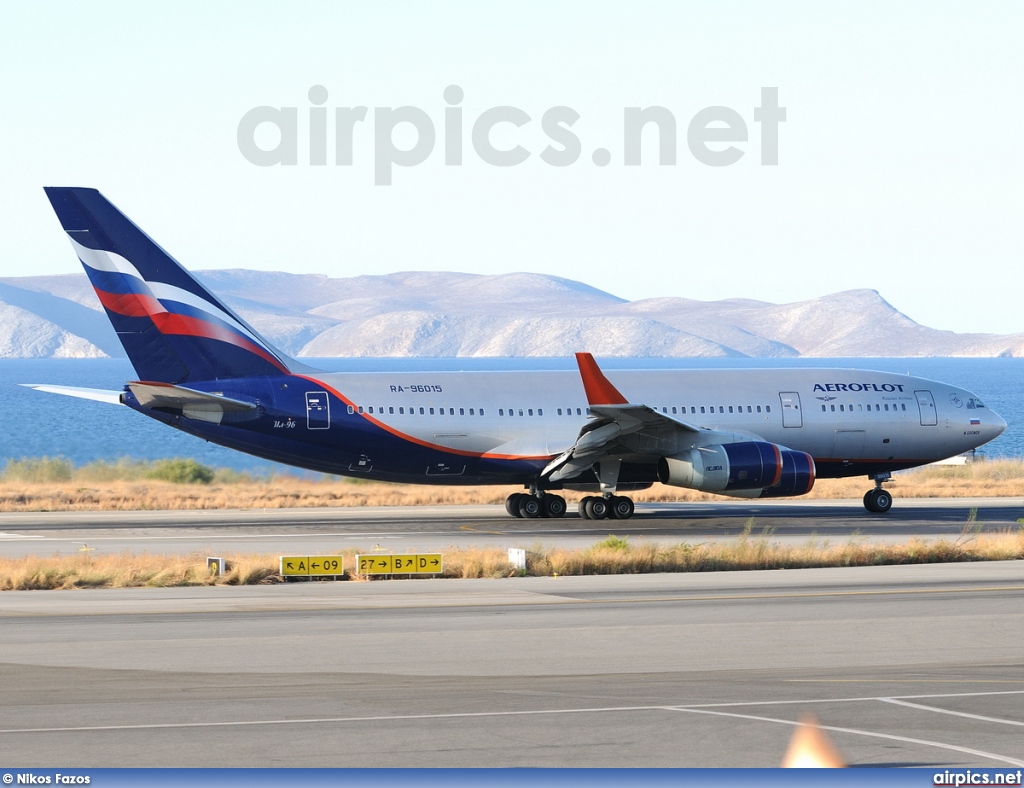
[
  {"xmin": 127, "ymin": 381, "xmax": 257, "ymax": 424},
  {"xmin": 19, "ymin": 384, "xmax": 124, "ymax": 406}
]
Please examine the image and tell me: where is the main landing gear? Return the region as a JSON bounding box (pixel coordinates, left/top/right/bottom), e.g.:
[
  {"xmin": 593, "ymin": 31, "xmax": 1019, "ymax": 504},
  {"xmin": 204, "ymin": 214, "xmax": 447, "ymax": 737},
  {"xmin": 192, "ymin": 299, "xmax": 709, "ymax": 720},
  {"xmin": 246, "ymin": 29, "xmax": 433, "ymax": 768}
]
[
  {"xmin": 578, "ymin": 494, "xmax": 635, "ymax": 520},
  {"xmin": 505, "ymin": 492, "xmax": 568, "ymax": 519},
  {"xmin": 503, "ymin": 492, "xmax": 636, "ymax": 519},
  {"xmin": 863, "ymin": 473, "xmax": 893, "ymax": 513}
]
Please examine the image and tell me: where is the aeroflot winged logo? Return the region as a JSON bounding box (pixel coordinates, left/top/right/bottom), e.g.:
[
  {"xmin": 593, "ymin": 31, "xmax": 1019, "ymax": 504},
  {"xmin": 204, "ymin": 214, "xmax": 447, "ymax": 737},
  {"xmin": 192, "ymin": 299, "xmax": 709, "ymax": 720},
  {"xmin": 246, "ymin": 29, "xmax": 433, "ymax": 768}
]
[{"xmin": 813, "ymin": 382, "xmax": 906, "ymax": 393}]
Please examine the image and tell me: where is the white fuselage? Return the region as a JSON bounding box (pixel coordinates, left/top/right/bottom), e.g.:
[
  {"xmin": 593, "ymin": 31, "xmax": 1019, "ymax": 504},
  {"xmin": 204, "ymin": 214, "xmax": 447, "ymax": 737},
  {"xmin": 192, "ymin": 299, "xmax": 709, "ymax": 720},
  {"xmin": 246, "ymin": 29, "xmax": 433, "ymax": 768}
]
[{"xmin": 311, "ymin": 366, "xmax": 1004, "ymax": 473}]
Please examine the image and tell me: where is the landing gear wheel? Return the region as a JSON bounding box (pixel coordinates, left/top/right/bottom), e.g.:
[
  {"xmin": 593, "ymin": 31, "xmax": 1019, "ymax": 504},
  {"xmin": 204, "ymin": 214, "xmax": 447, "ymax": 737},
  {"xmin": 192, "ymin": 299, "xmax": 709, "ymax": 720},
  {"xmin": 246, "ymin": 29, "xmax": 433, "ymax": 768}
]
[
  {"xmin": 578, "ymin": 497, "xmax": 593, "ymax": 519},
  {"xmin": 585, "ymin": 496, "xmax": 609, "ymax": 520},
  {"xmin": 864, "ymin": 488, "xmax": 893, "ymax": 513},
  {"xmin": 505, "ymin": 493, "xmax": 526, "ymax": 518},
  {"xmin": 608, "ymin": 495, "xmax": 635, "ymax": 520},
  {"xmin": 541, "ymin": 494, "xmax": 567, "ymax": 519},
  {"xmin": 518, "ymin": 495, "xmax": 542, "ymax": 518}
]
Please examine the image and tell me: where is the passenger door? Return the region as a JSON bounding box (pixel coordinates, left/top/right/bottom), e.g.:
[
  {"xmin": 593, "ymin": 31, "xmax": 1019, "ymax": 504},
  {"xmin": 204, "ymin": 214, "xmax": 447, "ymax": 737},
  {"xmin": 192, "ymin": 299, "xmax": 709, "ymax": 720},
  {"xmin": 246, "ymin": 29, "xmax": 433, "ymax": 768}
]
[
  {"xmin": 305, "ymin": 391, "xmax": 330, "ymax": 430},
  {"xmin": 780, "ymin": 392, "xmax": 803, "ymax": 428},
  {"xmin": 915, "ymin": 390, "xmax": 937, "ymax": 426}
]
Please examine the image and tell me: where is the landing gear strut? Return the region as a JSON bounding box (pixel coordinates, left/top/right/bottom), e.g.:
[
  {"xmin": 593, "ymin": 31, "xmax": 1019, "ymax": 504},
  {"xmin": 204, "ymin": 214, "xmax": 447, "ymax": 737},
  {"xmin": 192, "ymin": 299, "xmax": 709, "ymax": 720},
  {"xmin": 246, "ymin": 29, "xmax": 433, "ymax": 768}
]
[
  {"xmin": 575, "ymin": 459, "xmax": 636, "ymax": 520},
  {"xmin": 863, "ymin": 473, "xmax": 893, "ymax": 513},
  {"xmin": 578, "ymin": 494, "xmax": 635, "ymax": 520},
  {"xmin": 505, "ymin": 491, "xmax": 567, "ymax": 519}
]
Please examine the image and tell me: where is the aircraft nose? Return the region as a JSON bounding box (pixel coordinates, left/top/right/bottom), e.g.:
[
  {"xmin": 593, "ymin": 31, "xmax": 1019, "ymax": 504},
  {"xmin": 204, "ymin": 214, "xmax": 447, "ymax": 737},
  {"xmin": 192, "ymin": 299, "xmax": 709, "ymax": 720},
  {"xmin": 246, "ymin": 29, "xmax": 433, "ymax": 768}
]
[{"xmin": 990, "ymin": 410, "xmax": 1008, "ymax": 440}]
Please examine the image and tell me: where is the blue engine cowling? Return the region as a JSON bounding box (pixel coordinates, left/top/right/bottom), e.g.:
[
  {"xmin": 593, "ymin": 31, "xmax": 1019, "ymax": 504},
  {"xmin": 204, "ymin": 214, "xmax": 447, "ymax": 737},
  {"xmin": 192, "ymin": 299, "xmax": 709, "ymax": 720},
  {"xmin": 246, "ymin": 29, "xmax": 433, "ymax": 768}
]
[
  {"xmin": 657, "ymin": 441, "xmax": 815, "ymax": 496},
  {"xmin": 758, "ymin": 448, "xmax": 816, "ymax": 497}
]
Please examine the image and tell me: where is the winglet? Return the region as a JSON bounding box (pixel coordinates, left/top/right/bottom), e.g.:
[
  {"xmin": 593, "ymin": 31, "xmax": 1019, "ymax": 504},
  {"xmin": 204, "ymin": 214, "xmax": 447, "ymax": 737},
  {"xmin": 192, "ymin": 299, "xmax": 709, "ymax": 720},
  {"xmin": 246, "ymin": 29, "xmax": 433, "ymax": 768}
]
[{"xmin": 575, "ymin": 352, "xmax": 628, "ymax": 405}]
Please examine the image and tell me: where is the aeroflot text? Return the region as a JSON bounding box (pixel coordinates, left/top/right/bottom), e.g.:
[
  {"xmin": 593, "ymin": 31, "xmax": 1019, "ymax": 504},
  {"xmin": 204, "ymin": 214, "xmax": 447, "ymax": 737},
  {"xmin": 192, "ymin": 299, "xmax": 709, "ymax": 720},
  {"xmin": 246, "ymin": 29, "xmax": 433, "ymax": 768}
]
[
  {"xmin": 237, "ymin": 85, "xmax": 786, "ymax": 184},
  {"xmin": 813, "ymin": 383, "xmax": 907, "ymax": 393}
]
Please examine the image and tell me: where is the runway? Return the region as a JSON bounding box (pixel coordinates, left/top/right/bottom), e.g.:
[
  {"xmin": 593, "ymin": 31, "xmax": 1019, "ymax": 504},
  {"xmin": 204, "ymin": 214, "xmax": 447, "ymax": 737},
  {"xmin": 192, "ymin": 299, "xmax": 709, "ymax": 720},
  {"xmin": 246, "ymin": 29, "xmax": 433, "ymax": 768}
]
[
  {"xmin": 0, "ymin": 562, "xmax": 1022, "ymax": 767},
  {"xmin": 2, "ymin": 499, "xmax": 1022, "ymax": 767},
  {"xmin": 0, "ymin": 496, "xmax": 1021, "ymax": 557}
]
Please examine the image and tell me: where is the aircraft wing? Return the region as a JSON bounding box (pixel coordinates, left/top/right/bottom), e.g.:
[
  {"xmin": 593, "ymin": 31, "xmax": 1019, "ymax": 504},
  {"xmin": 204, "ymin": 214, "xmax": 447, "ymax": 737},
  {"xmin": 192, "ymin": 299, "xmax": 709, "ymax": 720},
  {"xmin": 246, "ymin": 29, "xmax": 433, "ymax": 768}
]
[{"xmin": 543, "ymin": 353, "xmax": 742, "ymax": 483}]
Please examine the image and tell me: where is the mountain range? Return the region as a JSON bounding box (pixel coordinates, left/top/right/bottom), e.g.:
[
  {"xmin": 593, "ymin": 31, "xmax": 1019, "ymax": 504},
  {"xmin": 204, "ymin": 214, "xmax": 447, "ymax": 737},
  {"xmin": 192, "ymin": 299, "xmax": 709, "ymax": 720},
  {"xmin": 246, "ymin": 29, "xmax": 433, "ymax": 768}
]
[{"xmin": 0, "ymin": 269, "xmax": 1021, "ymax": 359}]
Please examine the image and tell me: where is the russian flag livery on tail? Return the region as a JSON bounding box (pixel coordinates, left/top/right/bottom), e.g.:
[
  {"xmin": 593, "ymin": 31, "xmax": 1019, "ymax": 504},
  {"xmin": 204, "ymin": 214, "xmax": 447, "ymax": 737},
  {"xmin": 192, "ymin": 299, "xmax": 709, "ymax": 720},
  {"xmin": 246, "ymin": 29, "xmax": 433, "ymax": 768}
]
[
  {"xmin": 27, "ymin": 187, "xmax": 1007, "ymax": 519},
  {"xmin": 44, "ymin": 187, "xmax": 291, "ymax": 383}
]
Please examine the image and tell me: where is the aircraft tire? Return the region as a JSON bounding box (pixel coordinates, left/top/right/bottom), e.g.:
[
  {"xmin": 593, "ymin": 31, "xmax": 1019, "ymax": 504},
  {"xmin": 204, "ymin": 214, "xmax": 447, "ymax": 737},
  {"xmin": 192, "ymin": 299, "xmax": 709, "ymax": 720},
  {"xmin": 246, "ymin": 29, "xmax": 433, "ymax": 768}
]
[
  {"xmin": 864, "ymin": 488, "xmax": 893, "ymax": 513},
  {"xmin": 542, "ymin": 494, "xmax": 567, "ymax": 518},
  {"xmin": 868, "ymin": 487, "xmax": 892, "ymax": 511},
  {"xmin": 519, "ymin": 495, "xmax": 542, "ymax": 518},
  {"xmin": 506, "ymin": 494, "xmax": 525, "ymax": 517},
  {"xmin": 609, "ymin": 495, "xmax": 635, "ymax": 520},
  {"xmin": 578, "ymin": 497, "xmax": 593, "ymax": 519},
  {"xmin": 585, "ymin": 497, "xmax": 609, "ymax": 520}
]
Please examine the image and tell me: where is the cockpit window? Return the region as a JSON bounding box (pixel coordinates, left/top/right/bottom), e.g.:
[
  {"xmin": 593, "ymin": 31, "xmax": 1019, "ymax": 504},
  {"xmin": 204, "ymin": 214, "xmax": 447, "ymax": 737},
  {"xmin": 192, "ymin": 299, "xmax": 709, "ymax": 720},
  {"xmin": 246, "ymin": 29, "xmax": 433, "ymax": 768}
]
[{"xmin": 967, "ymin": 397, "xmax": 986, "ymax": 409}]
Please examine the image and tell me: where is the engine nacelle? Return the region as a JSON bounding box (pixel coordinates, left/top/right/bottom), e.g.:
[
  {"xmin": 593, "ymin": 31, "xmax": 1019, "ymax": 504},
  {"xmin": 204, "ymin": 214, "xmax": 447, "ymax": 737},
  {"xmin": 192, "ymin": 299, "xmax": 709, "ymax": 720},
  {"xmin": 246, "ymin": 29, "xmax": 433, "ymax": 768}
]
[
  {"xmin": 658, "ymin": 441, "xmax": 781, "ymax": 492},
  {"xmin": 657, "ymin": 441, "xmax": 815, "ymax": 496},
  {"xmin": 760, "ymin": 449, "xmax": 815, "ymax": 497}
]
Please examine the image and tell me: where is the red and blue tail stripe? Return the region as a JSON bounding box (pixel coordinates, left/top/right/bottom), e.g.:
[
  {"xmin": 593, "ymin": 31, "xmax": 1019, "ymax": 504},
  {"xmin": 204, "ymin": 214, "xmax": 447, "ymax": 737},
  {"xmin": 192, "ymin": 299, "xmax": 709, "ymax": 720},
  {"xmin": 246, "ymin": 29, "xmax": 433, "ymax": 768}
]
[{"xmin": 45, "ymin": 187, "xmax": 292, "ymax": 383}]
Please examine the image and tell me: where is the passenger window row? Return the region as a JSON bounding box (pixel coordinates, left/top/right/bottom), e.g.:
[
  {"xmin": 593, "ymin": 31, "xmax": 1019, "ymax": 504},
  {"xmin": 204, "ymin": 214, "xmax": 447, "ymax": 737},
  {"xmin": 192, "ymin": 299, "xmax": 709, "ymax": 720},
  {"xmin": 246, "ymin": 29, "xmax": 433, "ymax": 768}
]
[
  {"xmin": 821, "ymin": 403, "xmax": 908, "ymax": 413},
  {"xmin": 345, "ymin": 403, "xmax": 777, "ymax": 418},
  {"xmin": 663, "ymin": 404, "xmax": 771, "ymax": 415},
  {"xmin": 349, "ymin": 405, "xmax": 485, "ymax": 416},
  {"xmin": 345, "ymin": 405, "xmax": 595, "ymax": 417}
]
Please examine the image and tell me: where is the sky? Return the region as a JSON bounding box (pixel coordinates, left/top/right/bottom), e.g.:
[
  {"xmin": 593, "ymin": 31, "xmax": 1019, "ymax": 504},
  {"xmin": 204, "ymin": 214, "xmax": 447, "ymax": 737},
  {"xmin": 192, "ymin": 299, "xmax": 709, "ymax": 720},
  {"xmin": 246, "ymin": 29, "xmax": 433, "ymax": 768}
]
[{"xmin": 1, "ymin": 1, "xmax": 1022, "ymax": 335}]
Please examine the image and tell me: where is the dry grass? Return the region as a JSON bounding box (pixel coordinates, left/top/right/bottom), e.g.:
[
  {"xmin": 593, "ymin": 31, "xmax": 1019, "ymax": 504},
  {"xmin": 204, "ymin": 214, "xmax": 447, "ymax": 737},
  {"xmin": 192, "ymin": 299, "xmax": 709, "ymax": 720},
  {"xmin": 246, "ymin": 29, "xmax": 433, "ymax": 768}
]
[
  {"xmin": 0, "ymin": 551, "xmax": 281, "ymax": 590},
  {"xmin": 2, "ymin": 523, "xmax": 1022, "ymax": 589},
  {"xmin": 1, "ymin": 458, "xmax": 1023, "ymax": 513}
]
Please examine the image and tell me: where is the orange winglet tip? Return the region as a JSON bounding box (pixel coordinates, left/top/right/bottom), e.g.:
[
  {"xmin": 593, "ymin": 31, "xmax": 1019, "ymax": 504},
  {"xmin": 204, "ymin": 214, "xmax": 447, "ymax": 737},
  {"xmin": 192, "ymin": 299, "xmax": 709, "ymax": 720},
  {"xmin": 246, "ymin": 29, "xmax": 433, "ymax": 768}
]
[
  {"xmin": 575, "ymin": 352, "xmax": 628, "ymax": 406},
  {"xmin": 781, "ymin": 714, "xmax": 846, "ymax": 768}
]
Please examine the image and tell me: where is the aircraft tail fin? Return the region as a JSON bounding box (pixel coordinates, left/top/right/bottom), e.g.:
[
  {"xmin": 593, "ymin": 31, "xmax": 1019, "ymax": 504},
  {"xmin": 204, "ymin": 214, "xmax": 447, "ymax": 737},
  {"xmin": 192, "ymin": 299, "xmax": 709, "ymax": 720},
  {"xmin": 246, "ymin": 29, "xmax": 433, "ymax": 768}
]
[{"xmin": 44, "ymin": 187, "xmax": 295, "ymax": 383}]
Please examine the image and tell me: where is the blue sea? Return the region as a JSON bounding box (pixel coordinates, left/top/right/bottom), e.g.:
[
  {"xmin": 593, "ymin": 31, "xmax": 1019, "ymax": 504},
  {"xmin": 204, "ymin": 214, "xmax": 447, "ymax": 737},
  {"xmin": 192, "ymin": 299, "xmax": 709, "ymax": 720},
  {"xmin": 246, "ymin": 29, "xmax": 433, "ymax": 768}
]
[{"xmin": 1, "ymin": 357, "xmax": 1022, "ymax": 473}]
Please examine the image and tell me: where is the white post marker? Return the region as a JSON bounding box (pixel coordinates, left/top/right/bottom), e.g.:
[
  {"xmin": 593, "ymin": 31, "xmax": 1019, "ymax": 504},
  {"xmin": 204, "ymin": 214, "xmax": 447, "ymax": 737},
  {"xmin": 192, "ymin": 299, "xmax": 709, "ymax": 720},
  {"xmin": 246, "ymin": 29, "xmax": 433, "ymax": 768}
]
[{"xmin": 508, "ymin": 548, "xmax": 526, "ymax": 572}]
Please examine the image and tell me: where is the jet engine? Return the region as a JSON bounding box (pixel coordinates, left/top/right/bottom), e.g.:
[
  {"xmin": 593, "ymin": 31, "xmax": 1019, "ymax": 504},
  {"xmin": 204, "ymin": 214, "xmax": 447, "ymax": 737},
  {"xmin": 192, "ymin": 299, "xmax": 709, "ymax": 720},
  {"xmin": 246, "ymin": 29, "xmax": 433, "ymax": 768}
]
[{"xmin": 657, "ymin": 441, "xmax": 815, "ymax": 496}]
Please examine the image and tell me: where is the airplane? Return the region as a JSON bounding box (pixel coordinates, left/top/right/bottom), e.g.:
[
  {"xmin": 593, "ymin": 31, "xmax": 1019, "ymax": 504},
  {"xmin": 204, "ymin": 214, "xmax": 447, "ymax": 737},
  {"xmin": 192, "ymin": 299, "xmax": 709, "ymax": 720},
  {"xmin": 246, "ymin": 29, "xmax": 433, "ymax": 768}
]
[{"xmin": 26, "ymin": 187, "xmax": 1006, "ymax": 520}]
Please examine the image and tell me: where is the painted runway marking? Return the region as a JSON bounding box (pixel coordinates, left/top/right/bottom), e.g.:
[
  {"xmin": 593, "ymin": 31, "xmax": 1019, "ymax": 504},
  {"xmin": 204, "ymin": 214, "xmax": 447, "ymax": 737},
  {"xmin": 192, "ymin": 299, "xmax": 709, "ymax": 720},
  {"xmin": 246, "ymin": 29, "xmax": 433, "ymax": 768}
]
[
  {"xmin": 682, "ymin": 689, "xmax": 1024, "ymax": 708},
  {"xmin": 879, "ymin": 697, "xmax": 1024, "ymax": 727},
  {"xmin": 0, "ymin": 532, "xmax": 43, "ymax": 539},
  {"xmin": 4, "ymin": 687, "xmax": 1024, "ymax": 762},
  {"xmin": 669, "ymin": 707, "xmax": 1024, "ymax": 767}
]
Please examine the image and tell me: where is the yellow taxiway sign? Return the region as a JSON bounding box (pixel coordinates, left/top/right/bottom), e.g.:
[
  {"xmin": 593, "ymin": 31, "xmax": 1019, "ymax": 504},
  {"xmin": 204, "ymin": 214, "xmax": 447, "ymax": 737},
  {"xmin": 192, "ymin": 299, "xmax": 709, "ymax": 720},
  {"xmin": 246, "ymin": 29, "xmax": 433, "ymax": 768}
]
[
  {"xmin": 280, "ymin": 555, "xmax": 344, "ymax": 576},
  {"xmin": 356, "ymin": 553, "xmax": 443, "ymax": 575}
]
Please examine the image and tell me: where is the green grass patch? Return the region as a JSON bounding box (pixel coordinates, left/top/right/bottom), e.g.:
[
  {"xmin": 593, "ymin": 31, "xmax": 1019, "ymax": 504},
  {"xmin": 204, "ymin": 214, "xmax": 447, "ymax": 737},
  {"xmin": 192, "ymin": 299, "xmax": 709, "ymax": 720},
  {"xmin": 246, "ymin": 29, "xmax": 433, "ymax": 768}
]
[
  {"xmin": 1, "ymin": 457, "xmax": 74, "ymax": 483},
  {"xmin": 0, "ymin": 456, "xmax": 248, "ymax": 486},
  {"xmin": 143, "ymin": 458, "xmax": 215, "ymax": 485}
]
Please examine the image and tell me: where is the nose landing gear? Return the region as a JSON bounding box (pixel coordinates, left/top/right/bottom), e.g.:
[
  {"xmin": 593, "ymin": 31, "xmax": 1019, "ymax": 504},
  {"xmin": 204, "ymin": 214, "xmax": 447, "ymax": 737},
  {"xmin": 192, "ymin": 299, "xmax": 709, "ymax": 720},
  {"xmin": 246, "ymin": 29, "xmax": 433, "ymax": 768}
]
[{"xmin": 863, "ymin": 473, "xmax": 893, "ymax": 513}]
